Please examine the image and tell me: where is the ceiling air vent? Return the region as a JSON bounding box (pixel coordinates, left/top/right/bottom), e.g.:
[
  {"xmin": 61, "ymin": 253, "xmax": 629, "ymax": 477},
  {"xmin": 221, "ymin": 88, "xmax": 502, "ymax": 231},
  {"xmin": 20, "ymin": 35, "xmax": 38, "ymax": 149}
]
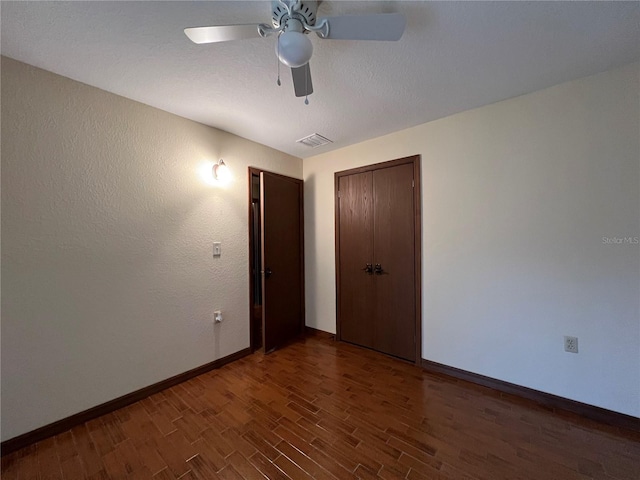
[{"xmin": 296, "ymin": 133, "xmax": 333, "ymax": 148}]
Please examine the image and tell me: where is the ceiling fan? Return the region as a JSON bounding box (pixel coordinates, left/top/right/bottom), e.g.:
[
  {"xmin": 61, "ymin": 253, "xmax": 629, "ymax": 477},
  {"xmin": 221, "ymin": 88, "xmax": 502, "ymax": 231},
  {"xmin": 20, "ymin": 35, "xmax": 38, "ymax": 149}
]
[{"xmin": 184, "ymin": 0, "xmax": 406, "ymax": 102}]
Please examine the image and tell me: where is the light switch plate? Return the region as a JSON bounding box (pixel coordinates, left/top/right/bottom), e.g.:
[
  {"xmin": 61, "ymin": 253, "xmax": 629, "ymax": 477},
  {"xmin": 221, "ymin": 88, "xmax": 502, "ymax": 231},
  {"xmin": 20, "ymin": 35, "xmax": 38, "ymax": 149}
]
[{"xmin": 213, "ymin": 242, "xmax": 221, "ymax": 257}]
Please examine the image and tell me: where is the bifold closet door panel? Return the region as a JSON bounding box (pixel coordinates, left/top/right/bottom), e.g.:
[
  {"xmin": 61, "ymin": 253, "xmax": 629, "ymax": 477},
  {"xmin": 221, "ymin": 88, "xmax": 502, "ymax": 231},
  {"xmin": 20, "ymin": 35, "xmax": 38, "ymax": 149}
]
[
  {"xmin": 373, "ymin": 164, "xmax": 416, "ymax": 362},
  {"xmin": 338, "ymin": 172, "xmax": 375, "ymax": 349}
]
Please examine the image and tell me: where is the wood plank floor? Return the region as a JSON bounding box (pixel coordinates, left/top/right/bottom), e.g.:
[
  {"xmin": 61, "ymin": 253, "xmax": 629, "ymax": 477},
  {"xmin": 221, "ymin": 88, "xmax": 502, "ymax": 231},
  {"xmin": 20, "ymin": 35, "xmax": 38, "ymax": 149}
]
[{"xmin": 2, "ymin": 334, "xmax": 639, "ymax": 479}]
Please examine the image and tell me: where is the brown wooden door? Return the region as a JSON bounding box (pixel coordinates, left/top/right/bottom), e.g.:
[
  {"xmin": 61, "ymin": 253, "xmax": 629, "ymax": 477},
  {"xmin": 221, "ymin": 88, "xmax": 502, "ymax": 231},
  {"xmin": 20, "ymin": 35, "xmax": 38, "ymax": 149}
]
[
  {"xmin": 336, "ymin": 157, "xmax": 420, "ymax": 363},
  {"xmin": 373, "ymin": 164, "xmax": 416, "ymax": 361},
  {"xmin": 337, "ymin": 172, "xmax": 375, "ymax": 349},
  {"xmin": 261, "ymin": 172, "xmax": 304, "ymax": 352}
]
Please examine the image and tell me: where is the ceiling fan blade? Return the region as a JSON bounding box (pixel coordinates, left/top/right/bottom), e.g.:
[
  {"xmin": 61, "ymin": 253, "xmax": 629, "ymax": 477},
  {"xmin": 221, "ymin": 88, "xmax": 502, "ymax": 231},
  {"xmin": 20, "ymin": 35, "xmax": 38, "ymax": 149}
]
[
  {"xmin": 291, "ymin": 63, "xmax": 313, "ymax": 97},
  {"xmin": 184, "ymin": 24, "xmax": 260, "ymax": 44},
  {"xmin": 318, "ymin": 13, "xmax": 406, "ymax": 41}
]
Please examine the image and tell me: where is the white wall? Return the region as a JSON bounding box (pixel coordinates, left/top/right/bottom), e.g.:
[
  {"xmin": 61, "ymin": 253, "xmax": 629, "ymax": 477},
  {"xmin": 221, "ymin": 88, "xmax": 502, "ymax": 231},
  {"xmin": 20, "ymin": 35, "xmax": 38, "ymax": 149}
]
[
  {"xmin": 304, "ymin": 63, "xmax": 640, "ymax": 417},
  {"xmin": 0, "ymin": 57, "xmax": 302, "ymax": 441}
]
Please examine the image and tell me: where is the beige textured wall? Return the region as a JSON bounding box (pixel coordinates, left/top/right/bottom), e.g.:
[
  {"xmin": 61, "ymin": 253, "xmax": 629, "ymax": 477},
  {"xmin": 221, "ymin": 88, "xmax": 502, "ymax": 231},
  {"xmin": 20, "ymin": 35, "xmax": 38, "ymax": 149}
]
[
  {"xmin": 1, "ymin": 57, "xmax": 302, "ymax": 441},
  {"xmin": 304, "ymin": 63, "xmax": 640, "ymax": 417}
]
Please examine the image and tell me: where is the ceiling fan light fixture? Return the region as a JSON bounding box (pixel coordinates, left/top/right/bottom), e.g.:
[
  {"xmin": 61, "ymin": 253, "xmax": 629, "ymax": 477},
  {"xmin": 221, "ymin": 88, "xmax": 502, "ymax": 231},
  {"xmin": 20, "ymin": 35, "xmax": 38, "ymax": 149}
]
[{"xmin": 276, "ymin": 31, "xmax": 313, "ymax": 68}]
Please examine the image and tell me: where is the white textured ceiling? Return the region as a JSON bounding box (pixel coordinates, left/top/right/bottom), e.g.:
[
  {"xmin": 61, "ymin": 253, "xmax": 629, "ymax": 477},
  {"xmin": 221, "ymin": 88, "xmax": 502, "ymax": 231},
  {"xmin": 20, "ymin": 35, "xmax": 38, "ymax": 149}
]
[{"xmin": 2, "ymin": 1, "xmax": 639, "ymax": 158}]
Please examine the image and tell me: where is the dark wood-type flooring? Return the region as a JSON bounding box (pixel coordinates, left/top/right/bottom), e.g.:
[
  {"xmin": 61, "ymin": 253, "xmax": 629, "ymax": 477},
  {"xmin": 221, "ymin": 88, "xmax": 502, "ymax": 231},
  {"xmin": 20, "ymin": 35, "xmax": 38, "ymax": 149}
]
[{"xmin": 2, "ymin": 333, "xmax": 639, "ymax": 479}]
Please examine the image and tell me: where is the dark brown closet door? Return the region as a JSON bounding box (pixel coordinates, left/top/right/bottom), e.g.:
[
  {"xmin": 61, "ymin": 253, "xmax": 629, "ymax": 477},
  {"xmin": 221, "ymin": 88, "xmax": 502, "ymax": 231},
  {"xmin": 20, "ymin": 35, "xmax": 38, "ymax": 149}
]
[
  {"xmin": 373, "ymin": 164, "xmax": 416, "ymax": 361},
  {"xmin": 336, "ymin": 156, "xmax": 420, "ymax": 364},
  {"xmin": 261, "ymin": 172, "xmax": 304, "ymax": 352},
  {"xmin": 337, "ymin": 172, "xmax": 375, "ymax": 349}
]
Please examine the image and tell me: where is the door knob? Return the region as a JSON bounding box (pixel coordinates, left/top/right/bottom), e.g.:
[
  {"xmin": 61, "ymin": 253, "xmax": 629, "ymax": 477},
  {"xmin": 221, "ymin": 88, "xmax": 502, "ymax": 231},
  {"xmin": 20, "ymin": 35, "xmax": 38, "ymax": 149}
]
[
  {"xmin": 374, "ymin": 264, "xmax": 384, "ymax": 275},
  {"xmin": 264, "ymin": 268, "xmax": 272, "ymax": 278},
  {"xmin": 362, "ymin": 263, "xmax": 373, "ymax": 274}
]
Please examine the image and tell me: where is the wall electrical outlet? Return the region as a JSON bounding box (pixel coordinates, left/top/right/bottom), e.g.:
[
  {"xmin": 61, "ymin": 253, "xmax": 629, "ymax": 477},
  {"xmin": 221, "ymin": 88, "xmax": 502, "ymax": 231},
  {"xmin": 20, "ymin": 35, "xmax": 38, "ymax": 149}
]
[
  {"xmin": 214, "ymin": 310, "xmax": 223, "ymax": 323},
  {"xmin": 564, "ymin": 335, "xmax": 578, "ymax": 353}
]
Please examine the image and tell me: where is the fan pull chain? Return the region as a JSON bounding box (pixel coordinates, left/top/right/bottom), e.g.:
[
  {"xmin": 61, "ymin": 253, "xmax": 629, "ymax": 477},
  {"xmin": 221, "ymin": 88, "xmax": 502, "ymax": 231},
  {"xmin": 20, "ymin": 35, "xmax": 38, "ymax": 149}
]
[
  {"xmin": 304, "ymin": 64, "xmax": 309, "ymax": 105},
  {"xmin": 276, "ymin": 35, "xmax": 281, "ymax": 86}
]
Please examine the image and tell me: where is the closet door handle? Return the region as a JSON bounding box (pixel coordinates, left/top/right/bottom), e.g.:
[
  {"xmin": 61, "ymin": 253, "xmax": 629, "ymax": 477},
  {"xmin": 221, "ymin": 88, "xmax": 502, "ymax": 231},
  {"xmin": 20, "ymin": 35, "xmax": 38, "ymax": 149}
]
[
  {"xmin": 362, "ymin": 264, "xmax": 373, "ymax": 274},
  {"xmin": 264, "ymin": 267, "xmax": 273, "ymax": 278},
  {"xmin": 374, "ymin": 264, "xmax": 384, "ymax": 275}
]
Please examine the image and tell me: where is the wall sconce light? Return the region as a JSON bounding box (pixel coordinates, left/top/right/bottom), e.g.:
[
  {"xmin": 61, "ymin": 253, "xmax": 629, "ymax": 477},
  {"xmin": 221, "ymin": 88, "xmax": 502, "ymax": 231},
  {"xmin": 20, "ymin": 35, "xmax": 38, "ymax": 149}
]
[{"xmin": 212, "ymin": 159, "xmax": 231, "ymax": 183}]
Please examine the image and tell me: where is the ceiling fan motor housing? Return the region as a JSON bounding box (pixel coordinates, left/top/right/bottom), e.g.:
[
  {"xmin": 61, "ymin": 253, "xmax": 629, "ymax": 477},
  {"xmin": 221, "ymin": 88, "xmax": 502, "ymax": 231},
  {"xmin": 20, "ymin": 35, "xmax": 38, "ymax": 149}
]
[{"xmin": 271, "ymin": 0, "xmax": 318, "ymax": 29}]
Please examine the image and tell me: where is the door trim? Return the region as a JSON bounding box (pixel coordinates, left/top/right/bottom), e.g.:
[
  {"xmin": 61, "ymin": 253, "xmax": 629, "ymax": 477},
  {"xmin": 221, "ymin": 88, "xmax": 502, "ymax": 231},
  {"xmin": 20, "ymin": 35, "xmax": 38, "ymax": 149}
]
[
  {"xmin": 248, "ymin": 167, "xmax": 305, "ymax": 353},
  {"xmin": 334, "ymin": 155, "xmax": 422, "ymax": 365}
]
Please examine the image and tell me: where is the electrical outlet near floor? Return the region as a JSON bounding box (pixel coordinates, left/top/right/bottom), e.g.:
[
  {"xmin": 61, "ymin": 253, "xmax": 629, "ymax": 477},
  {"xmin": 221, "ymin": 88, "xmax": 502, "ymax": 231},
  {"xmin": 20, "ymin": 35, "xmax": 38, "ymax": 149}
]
[{"xmin": 564, "ymin": 335, "xmax": 578, "ymax": 353}]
